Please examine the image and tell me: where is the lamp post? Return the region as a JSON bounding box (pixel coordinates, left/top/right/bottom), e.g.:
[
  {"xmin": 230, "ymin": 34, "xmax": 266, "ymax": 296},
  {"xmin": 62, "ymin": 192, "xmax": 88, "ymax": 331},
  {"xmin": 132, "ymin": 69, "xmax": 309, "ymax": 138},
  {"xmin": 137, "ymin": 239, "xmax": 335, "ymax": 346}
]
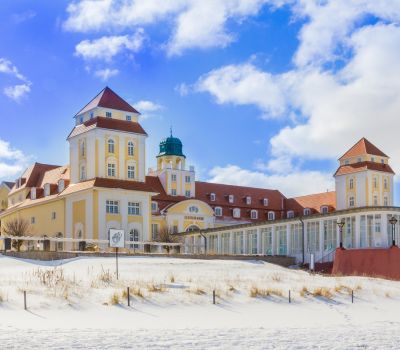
[
  {"xmin": 337, "ymin": 219, "xmax": 345, "ymax": 248},
  {"xmin": 389, "ymin": 216, "xmax": 398, "ymax": 247}
]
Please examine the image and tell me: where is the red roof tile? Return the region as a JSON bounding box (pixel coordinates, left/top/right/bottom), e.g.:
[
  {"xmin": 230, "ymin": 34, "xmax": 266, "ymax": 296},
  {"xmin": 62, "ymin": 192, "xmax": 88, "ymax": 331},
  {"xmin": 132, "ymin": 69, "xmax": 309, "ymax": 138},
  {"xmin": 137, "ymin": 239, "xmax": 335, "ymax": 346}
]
[
  {"xmin": 94, "ymin": 178, "xmax": 156, "ymax": 193},
  {"xmin": 75, "ymin": 87, "xmax": 139, "ymax": 116},
  {"xmin": 334, "ymin": 161, "xmax": 394, "ymax": 176},
  {"xmin": 68, "ymin": 117, "xmax": 148, "ymax": 138},
  {"xmin": 286, "ymin": 191, "xmax": 336, "ymax": 215},
  {"xmin": 339, "ymin": 138, "xmax": 388, "ymax": 160}
]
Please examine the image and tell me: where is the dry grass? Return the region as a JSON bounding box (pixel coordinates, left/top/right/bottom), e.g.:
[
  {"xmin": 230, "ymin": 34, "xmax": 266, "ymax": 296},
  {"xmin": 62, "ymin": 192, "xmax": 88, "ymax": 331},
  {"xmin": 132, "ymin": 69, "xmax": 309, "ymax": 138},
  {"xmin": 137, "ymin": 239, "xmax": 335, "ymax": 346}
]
[
  {"xmin": 168, "ymin": 274, "xmax": 175, "ymax": 283},
  {"xmin": 110, "ymin": 292, "xmax": 120, "ymax": 305},
  {"xmin": 0, "ymin": 291, "xmax": 3, "ymax": 303},
  {"xmin": 147, "ymin": 283, "xmax": 165, "ymax": 293},
  {"xmin": 334, "ymin": 284, "xmax": 352, "ymax": 295},
  {"xmin": 312, "ymin": 287, "xmax": 333, "ymax": 299},
  {"xmin": 130, "ymin": 287, "xmax": 144, "ymax": 298},
  {"xmin": 187, "ymin": 287, "xmax": 206, "ymax": 295},
  {"xmin": 270, "ymin": 273, "xmax": 282, "ymax": 282},
  {"xmin": 97, "ymin": 268, "xmax": 113, "ymax": 284},
  {"xmin": 300, "ymin": 286, "xmax": 309, "ymax": 297},
  {"xmin": 249, "ymin": 286, "xmax": 283, "ymax": 298}
]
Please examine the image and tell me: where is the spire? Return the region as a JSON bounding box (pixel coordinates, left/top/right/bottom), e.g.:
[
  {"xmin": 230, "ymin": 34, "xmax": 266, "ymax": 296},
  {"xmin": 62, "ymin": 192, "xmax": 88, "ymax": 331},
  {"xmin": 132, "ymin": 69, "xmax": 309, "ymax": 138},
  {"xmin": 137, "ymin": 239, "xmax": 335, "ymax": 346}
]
[
  {"xmin": 339, "ymin": 137, "xmax": 388, "ymax": 160},
  {"xmin": 170, "ymin": 126, "xmax": 173, "ymax": 137}
]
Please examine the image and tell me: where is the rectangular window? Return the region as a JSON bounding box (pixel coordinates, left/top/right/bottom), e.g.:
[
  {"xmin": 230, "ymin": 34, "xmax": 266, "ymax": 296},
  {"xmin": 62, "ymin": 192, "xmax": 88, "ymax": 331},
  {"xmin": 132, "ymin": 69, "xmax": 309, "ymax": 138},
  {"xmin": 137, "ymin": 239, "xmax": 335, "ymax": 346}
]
[
  {"xmin": 152, "ymin": 224, "xmax": 159, "ymax": 240},
  {"xmin": 128, "ymin": 202, "xmax": 140, "ymax": 215},
  {"xmin": 263, "ymin": 198, "xmax": 269, "ymax": 206},
  {"xmin": 171, "ymin": 174, "xmax": 177, "ymax": 182},
  {"xmin": 126, "ymin": 115, "xmax": 131, "ymax": 121},
  {"xmin": 229, "ymin": 195, "xmax": 234, "ymax": 203},
  {"xmin": 31, "ymin": 217, "xmax": 35, "ymax": 224},
  {"xmin": 151, "ymin": 202, "xmax": 158, "ymax": 212},
  {"xmin": 214, "ymin": 207, "xmax": 222, "ymax": 216},
  {"xmin": 51, "ymin": 212, "xmax": 56, "ymax": 220},
  {"xmin": 185, "ymin": 175, "xmax": 191, "ymax": 183},
  {"xmin": 90, "ymin": 112, "xmax": 94, "ymax": 119},
  {"xmin": 106, "ymin": 200, "xmax": 119, "ymax": 214},
  {"xmin": 173, "ymin": 225, "xmax": 178, "ymax": 234},
  {"xmin": 108, "ymin": 163, "xmax": 116, "ymax": 177},
  {"xmin": 210, "ymin": 193, "xmax": 216, "ymax": 201},
  {"xmin": 171, "ymin": 189, "xmax": 177, "ymax": 196},
  {"xmin": 106, "ymin": 111, "xmax": 112, "ymax": 118},
  {"xmin": 246, "ymin": 196, "xmax": 251, "ymax": 205},
  {"xmin": 185, "ymin": 190, "xmax": 191, "ymax": 197},
  {"xmin": 127, "ymin": 165, "xmax": 135, "ymax": 179},
  {"xmin": 250, "ymin": 210, "xmax": 258, "ymax": 219}
]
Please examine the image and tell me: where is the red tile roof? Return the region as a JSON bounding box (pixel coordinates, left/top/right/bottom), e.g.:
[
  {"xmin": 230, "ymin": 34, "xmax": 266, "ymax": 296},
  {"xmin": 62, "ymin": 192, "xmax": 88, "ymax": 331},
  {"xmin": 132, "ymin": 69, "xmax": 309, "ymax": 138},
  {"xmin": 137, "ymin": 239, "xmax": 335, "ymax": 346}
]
[
  {"xmin": 334, "ymin": 161, "xmax": 394, "ymax": 176},
  {"xmin": 75, "ymin": 87, "xmax": 140, "ymax": 116},
  {"xmin": 94, "ymin": 178, "xmax": 157, "ymax": 193},
  {"xmin": 286, "ymin": 191, "xmax": 336, "ymax": 215},
  {"xmin": 339, "ymin": 138, "xmax": 388, "ymax": 160},
  {"xmin": 68, "ymin": 116, "xmax": 148, "ymax": 138}
]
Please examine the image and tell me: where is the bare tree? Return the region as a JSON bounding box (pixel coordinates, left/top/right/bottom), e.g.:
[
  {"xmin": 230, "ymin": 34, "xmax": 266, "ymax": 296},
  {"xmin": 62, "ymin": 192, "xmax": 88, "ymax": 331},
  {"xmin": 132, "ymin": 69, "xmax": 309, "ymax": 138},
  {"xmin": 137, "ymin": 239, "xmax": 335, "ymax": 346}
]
[
  {"xmin": 156, "ymin": 227, "xmax": 180, "ymax": 254},
  {"xmin": 2, "ymin": 217, "xmax": 30, "ymax": 252}
]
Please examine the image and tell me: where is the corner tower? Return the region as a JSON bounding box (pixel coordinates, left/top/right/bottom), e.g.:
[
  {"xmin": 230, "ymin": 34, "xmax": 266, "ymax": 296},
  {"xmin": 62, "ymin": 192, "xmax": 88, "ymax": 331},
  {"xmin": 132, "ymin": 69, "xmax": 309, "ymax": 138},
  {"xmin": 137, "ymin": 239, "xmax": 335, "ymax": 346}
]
[
  {"xmin": 334, "ymin": 138, "xmax": 395, "ymax": 210},
  {"xmin": 153, "ymin": 131, "xmax": 195, "ymax": 197},
  {"xmin": 67, "ymin": 87, "xmax": 147, "ymax": 184}
]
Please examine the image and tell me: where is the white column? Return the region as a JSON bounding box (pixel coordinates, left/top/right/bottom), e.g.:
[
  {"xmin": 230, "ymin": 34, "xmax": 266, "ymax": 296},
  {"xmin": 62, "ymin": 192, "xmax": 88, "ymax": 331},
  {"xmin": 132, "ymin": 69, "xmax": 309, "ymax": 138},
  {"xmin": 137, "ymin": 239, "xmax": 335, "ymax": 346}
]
[
  {"xmin": 98, "ymin": 136, "xmax": 105, "ymax": 177},
  {"xmin": 355, "ymin": 214, "xmax": 361, "ymax": 249},
  {"xmin": 381, "ymin": 212, "xmax": 389, "ymax": 247},
  {"xmin": 319, "ymin": 219, "xmax": 324, "ymax": 259},
  {"xmin": 286, "ymin": 224, "xmax": 291, "ymax": 256},
  {"xmin": 271, "ymin": 226, "xmax": 276, "ymax": 255},
  {"xmin": 217, "ymin": 234, "xmax": 222, "ymax": 254},
  {"xmin": 256, "ymin": 228, "xmax": 261, "ymax": 255},
  {"xmin": 229, "ymin": 232, "xmax": 234, "ymax": 254},
  {"xmin": 243, "ymin": 231, "xmax": 248, "ymax": 255},
  {"xmin": 119, "ymin": 136, "xmax": 125, "ymax": 180}
]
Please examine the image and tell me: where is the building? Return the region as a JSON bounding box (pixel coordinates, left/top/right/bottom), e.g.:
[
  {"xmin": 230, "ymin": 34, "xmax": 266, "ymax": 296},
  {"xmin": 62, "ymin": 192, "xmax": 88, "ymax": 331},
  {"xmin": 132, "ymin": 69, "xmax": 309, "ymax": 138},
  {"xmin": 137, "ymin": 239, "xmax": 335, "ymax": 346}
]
[
  {"xmin": 0, "ymin": 182, "xmax": 14, "ymax": 212},
  {"xmin": 0, "ymin": 87, "xmax": 397, "ymax": 260}
]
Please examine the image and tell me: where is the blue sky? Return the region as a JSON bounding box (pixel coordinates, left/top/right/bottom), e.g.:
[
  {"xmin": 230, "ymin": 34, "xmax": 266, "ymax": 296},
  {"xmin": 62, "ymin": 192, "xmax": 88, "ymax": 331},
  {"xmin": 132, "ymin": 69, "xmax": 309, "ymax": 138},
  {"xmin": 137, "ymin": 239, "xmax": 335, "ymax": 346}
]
[{"xmin": 1, "ymin": 0, "xmax": 400, "ymax": 201}]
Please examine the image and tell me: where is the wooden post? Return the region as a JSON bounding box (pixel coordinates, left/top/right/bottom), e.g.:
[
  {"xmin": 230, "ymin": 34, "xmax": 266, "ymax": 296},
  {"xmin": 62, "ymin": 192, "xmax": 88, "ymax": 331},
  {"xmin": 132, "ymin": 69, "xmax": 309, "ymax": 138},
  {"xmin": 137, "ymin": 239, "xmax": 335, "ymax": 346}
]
[
  {"xmin": 289, "ymin": 290, "xmax": 291, "ymax": 303},
  {"xmin": 351, "ymin": 290, "xmax": 354, "ymax": 303},
  {"xmin": 127, "ymin": 287, "xmax": 130, "ymax": 307},
  {"xmin": 116, "ymin": 247, "xmax": 119, "ymax": 280},
  {"xmin": 24, "ymin": 291, "xmax": 27, "ymax": 310},
  {"xmin": 213, "ymin": 290, "xmax": 216, "ymax": 305}
]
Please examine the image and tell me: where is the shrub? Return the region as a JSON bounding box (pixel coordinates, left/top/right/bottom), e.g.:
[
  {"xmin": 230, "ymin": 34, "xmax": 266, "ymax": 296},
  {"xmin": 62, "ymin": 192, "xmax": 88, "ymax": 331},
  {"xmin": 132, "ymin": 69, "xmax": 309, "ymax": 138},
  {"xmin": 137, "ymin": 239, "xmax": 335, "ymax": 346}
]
[
  {"xmin": 249, "ymin": 286, "xmax": 283, "ymax": 298},
  {"xmin": 300, "ymin": 286, "xmax": 309, "ymax": 297},
  {"xmin": 147, "ymin": 283, "xmax": 165, "ymax": 293},
  {"xmin": 312, "ymin": 287, "xmax": 333, "ymax": 299},
  {"xmin": 110, "ymin": 292, "xmax": 120, "ymax": 305}
]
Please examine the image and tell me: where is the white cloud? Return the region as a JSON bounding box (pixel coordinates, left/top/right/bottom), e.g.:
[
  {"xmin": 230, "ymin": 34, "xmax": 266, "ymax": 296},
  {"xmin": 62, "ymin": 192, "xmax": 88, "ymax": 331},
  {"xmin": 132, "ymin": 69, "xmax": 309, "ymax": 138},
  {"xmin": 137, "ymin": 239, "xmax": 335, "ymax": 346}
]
[
  {"xmin": 94, "ymin": 68, "xmax": 119, "ymax": 81},
  {"xmin": 208, "ymin": 165, "xmax": 333, "ymax": 198},
  {"xmin": 195, "ymin": 63, "xmax": 285, "ymax": 118},
  {"xmin": 3, "ymin": 84, "xmax": 31, "ymax": 102},
  {"xmin": 0, "ymin": 139, "xmax": 31, "ymax": 181},
  {"xmin": 75, "ymin": 30, "xmax": 144, "ymax": 61},
  {"xmin": 64, "ymin": 0, "xmax": 284, "ymax": 55},
  {"xmin": 134, "ymin": 100, "xmax": 163, "ymax": 120},
  {"xmin": 0, "ymin": 58, "xmax": 31, "ymax": 101}
]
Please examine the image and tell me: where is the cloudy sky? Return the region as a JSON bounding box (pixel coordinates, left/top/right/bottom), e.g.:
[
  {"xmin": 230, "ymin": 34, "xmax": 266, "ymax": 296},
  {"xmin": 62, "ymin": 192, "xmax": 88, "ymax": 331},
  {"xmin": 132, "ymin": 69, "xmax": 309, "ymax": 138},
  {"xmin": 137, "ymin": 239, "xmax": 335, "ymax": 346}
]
[{"xmin": 1, "ymin": 0, "xmax": 400, "ymax": 200}]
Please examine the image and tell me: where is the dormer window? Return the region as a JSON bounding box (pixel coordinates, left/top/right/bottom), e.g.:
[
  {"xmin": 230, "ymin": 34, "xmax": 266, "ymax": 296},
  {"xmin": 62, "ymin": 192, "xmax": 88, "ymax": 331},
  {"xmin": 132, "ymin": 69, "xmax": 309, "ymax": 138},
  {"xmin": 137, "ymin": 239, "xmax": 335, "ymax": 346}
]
[
  {"xmin": 58, "ymin": 180, "xmax": 65, "ymax": 193},
  {"xmin": 210, "ymin": 193, "xmax": 216, "ymax": 201},
  {"xmin": 214, "ymin": 207, "xmax": 222, "ymax": 216},
  {"xmin": 267, "ymin": 211, "xmax": 275, "ymax": 220},
  {"xmin": 263, "ymin": 198, "xmax": 269, "ymax": 206},
  {"xmin": 228, "ymin": 195, "xmax": 234, "ymax": 203},
  {"xmin": 126, "ymin": 115, "xmax": 132, "ymax": 121},
  {"xmin": 44, "ymin": 183, "xmax": 50, "ymax": 197},
  {"xmin": 246, "ymin": 196, "xmax": 251, "ymax": 205},
  {"xmin": 345, "ymin": 160, "xmax": 349, "ymax": 165},
  {"xmin": 250, "ymin": 209, "xmax": 258, "ymax": 219},
  {"xmin": 233, "ymin": 208, "xmax": 240, "ymax": 218},
  {"xmin": 371, "ymin": 157, "xmax": 375, "ymax": 162},
  {"xmin": 287, "ymin": 211, "xmax": 294, "ymax": 218},
  {"xmin": 303, "ymin": 208, "xmax": 311, "ymax": 216},
  {"xmin": 357, "ymin": 157, "xmax": 362, "ymax": 162},
  {"xmin": 321, "ymin": 206, "xmax": 328, "ymax": 214},
  {"xmin": 31, "ymin": 188, "xmax": 36, "ymax": 200},
  {"xmin": 90, "ymin": 112, "xmax": 94, "ymax": 119},
  {"xmin": 381, "ymin": 158, "xmax": 384, "ymax": 164},
  {"xmin": 79, "ymin": 116, "xmax": 83, "ymax": 124},
  {"xmin": 106, "ymin": 111, "xmax": 112, "ymax": 118}
]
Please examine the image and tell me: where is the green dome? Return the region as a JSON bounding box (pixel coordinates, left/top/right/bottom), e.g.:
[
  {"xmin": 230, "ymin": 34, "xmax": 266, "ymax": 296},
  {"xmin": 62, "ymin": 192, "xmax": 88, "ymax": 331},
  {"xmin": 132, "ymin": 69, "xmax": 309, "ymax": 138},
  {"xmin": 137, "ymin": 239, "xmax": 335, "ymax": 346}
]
[{"xmin": 157, "ymin": 135, "xmax": 186, "ymax": 158}]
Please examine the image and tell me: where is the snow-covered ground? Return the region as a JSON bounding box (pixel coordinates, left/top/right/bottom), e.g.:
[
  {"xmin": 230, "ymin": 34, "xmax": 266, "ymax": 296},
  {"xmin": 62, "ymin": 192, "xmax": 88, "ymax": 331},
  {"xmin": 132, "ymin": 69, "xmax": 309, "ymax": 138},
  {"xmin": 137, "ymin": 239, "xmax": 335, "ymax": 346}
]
[{"xmin": 1, "ymin": 254, "xmax": 400, "ymax": 349}]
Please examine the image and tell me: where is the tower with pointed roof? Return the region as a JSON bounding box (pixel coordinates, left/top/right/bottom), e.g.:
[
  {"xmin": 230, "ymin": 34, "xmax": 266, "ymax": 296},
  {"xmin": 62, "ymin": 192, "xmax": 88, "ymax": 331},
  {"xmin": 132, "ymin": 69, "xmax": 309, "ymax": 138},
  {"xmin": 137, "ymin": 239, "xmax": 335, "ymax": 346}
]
[
  {"xmin": 153, "ymin": 131, "xmax": 195, "ymax": 198},
  {"xmin": 68, "ymin": 87, "xmax": 147, "ymax": 184},
  {"xmin": 334, "ymin": 138, "xmax": 395, "ymax": 210}
]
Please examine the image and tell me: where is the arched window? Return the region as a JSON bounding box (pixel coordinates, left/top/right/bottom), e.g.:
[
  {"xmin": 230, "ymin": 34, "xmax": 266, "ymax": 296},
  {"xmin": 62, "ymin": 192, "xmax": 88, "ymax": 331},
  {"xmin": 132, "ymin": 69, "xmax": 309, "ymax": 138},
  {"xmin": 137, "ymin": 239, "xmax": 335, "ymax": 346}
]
[
  {"xmin": 108, "ymin": 139, "xmax": 115, "ymax": 153},
  {"xmin": 186, "ymin": 225, "xmax": 200, "ymax": 232},
  {"xmin": 250, "ymin": 209, "xmax": 258, "ymax": 219},
  {"xmin": 349, "ymin": 178, "xmax": 354, "ymax": 189},
  {"xmin": 214, "ymin": 207, "xmax": 222, "ymax": 216},
  {"xmin": 128, "ymin": 141, "xmax": 134, "ymax": 156},
  {"xmin": 321, "ymin": 206, "xmax": 329, "ymax": 214},
  {"xmin": 303, "ymin": 208, "xmax": 311, "ymax": 216},
  {"xmin": 189, "ymin": 206, "xmax": 199, "ymax": 213}
]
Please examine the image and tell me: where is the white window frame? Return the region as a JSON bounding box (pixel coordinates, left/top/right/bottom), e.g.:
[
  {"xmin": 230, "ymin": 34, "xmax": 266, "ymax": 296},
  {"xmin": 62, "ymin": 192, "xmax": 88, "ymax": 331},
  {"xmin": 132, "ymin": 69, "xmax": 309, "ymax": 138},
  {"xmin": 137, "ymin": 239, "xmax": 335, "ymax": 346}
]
[
  {"xmin": 106, "ymin": 111, "xmax": 112, "ymax": 118},
  {"xmin": 268, "ymin": 211, "xmax": 275, "ymax": 220},
  {"xmin": 349, "ymin": 178, "xmax": 354, "ymax": 189},
  {"xmin": 171, "ymin": 189, "xmax": 177, "ymax": 196},
  {"xmin": 250, "ymin": 209, "xmax": 258, "ymax": 219},
  {"xmin": 128, "ymin": 141, "xmax": 134, "ymax": 156},
  {"xmin": 171, "ymin": 174, "xmax": 177, "ymax": 182},
  {"xmin": 128, "ymin": 202, "xmax": 140, "ymax": 216},
  {"xmin": 106, "ymin": 200, "xmax": 119, "ymax": 214},
  {"xmin": 349, "ymin": 196, "xmax": 355, "ymax": 207},
  {"xmin": 108, "ymin": 139, "xmax": 115, "ymax": 154},
  {"xmin": 228, "ymin": 195, "xmax": 234, "ymax": 203},
  {"xmin": 233, "ymin": 208, "xmax": 240, "ymax": 218},
  {"xmin": 246, "ymin": 196, "xmax": 251, "ymax": 205},
  {"xmin": 287, "ymin": 210, "xmax": 294, "ymax": 219},
  {"xmin": 321, "ymin": 206, "xmax": 329, "ymax": 214},
  {"xmin": 44, "ymin": 183, "xmax": 50, "ymax": 197},
  {"xmin": 263, "ymin": 198, "xmax": 269, "ymax": 206},
  {"xmin": 126, "ymin": 115, "xmax": 132, "ymax": 121},
  {"xmin": 80, "ymin": 164, "xmax": 86, "ymax": 181},
  {"xmin": 189, "ymin": 206, "xmax": 199, "ymax": 213},
  {"xmin": 185, "ymin": 175, "xmax": 191, "ymax": 183},
  {"xmin": 107, "ymin": 163, "xmax": 116, "ymax": 177},
  {"xmin": 303, "ymin": 208, "xmax": 311, "ymax": 216},
  {"xmin": 127, "ymin": 165, "xmax": 135, "ymax": 179},
  {"xmin": 151, "ymin": 202, "xmax": 158, "ymax": 212},
  {"xmin": 185, "ymin": 190, "xmax": 191, "ymax": 197},
  {"xmin": 214, "ymin": 207, "xmax": 222, "ymax": 216},
  {"xmin": 210, "ymin": 193, "xmax": 216, "ymax": 201},
  {"xmin": 58, "ymin": 180, "xmax": 65, "ymax": 193}
]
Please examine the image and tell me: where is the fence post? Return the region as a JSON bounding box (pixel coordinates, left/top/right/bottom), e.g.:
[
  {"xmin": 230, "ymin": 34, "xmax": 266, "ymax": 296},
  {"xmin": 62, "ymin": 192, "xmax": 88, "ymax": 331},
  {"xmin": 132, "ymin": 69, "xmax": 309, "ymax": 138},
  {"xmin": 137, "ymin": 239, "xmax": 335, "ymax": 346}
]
[
  {"xmin": 289, "ymin": 290, "xmax": 291, "ymax": 303},
  {"xmin": 127, "ymin": 287, "xmax": 130, "ymax": 307},
  {"xmin": 213, "ymin": 290, "xmax": 216, "ymax": 305},
  {"xmin": 351, "ymin": 290, "xmax": 354, "ymax": 303},
  {"xmin": 24, "ymin": 291, "xmax": 27, "ymax": 310}
]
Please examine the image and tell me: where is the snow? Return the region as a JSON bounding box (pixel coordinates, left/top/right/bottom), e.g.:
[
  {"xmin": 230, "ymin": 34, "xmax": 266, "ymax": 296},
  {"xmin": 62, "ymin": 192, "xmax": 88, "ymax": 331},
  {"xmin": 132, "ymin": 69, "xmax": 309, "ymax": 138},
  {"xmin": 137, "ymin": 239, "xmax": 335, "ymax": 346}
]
[{"xmin": 1, "ymin": 254, "xmax": 400, "ymax": 349}]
